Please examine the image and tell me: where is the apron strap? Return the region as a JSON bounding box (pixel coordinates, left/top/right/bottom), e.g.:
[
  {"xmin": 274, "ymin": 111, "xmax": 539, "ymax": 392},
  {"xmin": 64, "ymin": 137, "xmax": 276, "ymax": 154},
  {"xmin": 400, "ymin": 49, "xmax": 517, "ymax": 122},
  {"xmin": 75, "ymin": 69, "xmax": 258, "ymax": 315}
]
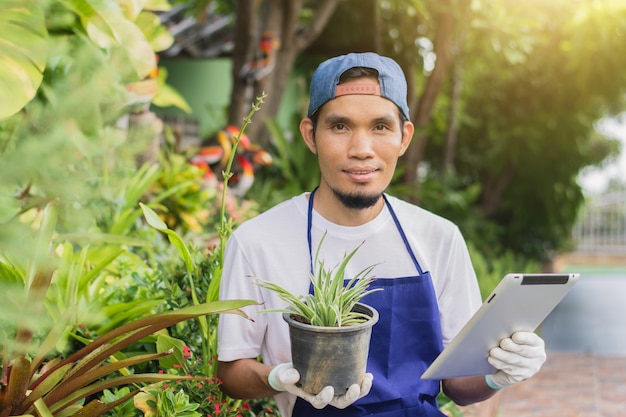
[
  {"xmin": 382, "ymin": 194, "xmax": 425, "ymax": 276},
  {"xmin": 307, "ymin": 188, "xmax": 425, "ymax": 276},
  {"xmin": 306, "ymin": 187, "xmax": 317, "ymax": 274}
]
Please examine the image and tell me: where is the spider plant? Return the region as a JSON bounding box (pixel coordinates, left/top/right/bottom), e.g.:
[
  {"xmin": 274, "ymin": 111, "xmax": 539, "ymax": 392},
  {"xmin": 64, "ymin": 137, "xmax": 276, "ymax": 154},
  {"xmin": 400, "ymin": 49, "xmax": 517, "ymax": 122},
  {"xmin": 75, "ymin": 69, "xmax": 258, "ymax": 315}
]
[{"xmin": 254, "ymin": 233, "xmax": 382, "ymax": 327}]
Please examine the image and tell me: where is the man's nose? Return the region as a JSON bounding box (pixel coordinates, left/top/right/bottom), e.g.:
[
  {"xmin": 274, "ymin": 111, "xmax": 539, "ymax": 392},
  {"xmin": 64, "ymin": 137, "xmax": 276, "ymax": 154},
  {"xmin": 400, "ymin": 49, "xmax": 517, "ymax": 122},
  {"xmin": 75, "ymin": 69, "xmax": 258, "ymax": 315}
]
[{"xmin": 347, "ymin": 132, "xmax": 375, "ymax": 159}]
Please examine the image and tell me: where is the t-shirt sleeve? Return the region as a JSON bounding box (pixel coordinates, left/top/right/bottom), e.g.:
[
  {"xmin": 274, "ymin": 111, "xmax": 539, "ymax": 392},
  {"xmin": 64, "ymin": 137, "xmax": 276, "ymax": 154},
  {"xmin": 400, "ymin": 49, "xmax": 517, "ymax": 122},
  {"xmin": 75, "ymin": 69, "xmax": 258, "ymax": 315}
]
[{"xmin": 217, "ymin": 234, "xmax": 267, "ymax": 361}]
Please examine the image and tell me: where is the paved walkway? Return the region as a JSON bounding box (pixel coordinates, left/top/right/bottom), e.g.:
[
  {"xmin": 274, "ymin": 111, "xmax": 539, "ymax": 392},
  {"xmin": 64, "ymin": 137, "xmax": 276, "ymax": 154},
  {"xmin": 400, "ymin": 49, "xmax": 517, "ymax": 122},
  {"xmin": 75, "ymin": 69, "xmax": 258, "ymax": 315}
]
[{"xmin": 497, "ymin": 352, "xmax": 626, "ymax": 417}]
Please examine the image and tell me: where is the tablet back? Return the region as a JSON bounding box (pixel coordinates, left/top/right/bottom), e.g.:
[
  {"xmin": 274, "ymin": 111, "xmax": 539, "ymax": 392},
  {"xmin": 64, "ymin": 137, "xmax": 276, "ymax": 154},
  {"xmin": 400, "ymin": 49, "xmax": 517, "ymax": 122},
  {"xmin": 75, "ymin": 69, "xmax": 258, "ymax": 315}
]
[{"xmin": 421, "ymin": 273, "xmax": 579, "ymax": 380}]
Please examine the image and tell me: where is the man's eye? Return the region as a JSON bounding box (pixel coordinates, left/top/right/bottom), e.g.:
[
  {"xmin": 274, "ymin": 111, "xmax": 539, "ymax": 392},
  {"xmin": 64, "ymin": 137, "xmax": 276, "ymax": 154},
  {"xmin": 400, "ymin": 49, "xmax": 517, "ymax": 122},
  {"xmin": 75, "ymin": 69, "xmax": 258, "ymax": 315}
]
[
  {"xmin": 332, "ymin": 123, "xmax": 346, "ymax": 130},
  {"xmin": 375, "ymin": 124, "xmax": 389, "ymax": 131}
]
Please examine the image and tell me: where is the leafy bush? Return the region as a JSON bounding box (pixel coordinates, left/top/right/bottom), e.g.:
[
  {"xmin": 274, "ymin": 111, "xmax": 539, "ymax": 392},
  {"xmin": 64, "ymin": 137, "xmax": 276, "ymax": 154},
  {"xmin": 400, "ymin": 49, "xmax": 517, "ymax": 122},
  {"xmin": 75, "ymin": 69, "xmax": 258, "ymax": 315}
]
[
  {"xmin": 468, "ymin": 242, "xmax": 540, "ymax": 300},
  {"xmin": 0, "ymin": 2, "xmax": 263, "ymax": 416},
  {"xmin": 246, "ymin": 117, "xmax": 320, "ymax": 211},
  {"xmin": 131, "ymin": 95, "xmax": 279, "ymax": 417}
]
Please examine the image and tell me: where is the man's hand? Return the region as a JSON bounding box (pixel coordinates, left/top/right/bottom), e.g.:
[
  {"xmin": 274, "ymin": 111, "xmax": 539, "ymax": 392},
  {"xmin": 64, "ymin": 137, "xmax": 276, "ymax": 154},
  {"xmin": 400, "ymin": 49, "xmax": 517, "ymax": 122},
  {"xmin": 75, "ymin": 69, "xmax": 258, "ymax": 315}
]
[
  {"xmin": 485, "ymin": 331, "xmax": 547, "ymax": 390},
  {"xmin": 268, "ymin": 363, "xmax": 373, "ymax": 409}
]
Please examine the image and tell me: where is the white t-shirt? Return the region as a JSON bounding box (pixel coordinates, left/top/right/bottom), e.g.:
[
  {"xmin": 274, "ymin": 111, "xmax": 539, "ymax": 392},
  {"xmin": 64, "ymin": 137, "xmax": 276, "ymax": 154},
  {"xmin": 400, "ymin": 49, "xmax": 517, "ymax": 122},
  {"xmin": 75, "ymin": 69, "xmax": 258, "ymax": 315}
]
[{"xmin": 217, "ymin": 193, "xmax": 481, "ymax": 416}]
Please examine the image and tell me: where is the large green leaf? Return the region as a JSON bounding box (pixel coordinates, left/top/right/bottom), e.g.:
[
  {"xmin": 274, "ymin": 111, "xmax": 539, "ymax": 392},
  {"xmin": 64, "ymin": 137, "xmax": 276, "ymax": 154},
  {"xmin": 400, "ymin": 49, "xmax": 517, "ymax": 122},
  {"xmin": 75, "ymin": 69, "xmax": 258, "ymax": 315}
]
[
  {"xmin": 0, "ymin": 0, "xmax": 48, "ymax": 121},
  {"xmin": 63, "ymin": 0, "xmax": 156, "ymax": 78}
]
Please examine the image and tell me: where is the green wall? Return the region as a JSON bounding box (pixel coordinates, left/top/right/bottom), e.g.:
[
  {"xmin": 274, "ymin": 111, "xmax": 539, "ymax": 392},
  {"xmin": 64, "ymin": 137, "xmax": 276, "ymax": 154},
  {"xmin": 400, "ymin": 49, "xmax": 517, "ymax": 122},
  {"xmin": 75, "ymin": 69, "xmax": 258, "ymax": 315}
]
[
  {"xmin": 155, "ymin": 58, "xmax": 232, "ymax": 136},
  {"xmin": 155, "ymin": 58, "xmax": 302, "ymax": 137}
]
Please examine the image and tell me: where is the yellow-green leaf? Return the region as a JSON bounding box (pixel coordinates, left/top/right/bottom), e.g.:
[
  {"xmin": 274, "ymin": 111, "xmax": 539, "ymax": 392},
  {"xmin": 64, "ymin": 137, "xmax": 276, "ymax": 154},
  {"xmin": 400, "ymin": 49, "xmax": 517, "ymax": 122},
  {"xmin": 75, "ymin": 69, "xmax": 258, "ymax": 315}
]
[
  {"xmin": 139, "ymin": 202, "xmax": 167, "ymax": 229},
  {"xmin": 0, "ymin": 0, "xmax": 47, "ymax": 121},
  {"xmin": 139, "ymin": 203, "xmax": 194, "ymax": 274},
  {"xmin": 136, "ymin": 11, "xmax": 174, "ymax": 52},
  {"xmin": 65, "ymin": 0, "xmax": 155, "ymax": 78}
]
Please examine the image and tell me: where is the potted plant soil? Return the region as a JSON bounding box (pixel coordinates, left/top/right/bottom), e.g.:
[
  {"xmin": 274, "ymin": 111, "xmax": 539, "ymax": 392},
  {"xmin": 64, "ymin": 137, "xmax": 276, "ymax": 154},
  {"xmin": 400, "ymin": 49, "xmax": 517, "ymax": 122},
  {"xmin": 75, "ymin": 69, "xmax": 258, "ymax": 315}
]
[{"xmin": 255, "ymin": 234, "xmax": 381, "ymax": 395}]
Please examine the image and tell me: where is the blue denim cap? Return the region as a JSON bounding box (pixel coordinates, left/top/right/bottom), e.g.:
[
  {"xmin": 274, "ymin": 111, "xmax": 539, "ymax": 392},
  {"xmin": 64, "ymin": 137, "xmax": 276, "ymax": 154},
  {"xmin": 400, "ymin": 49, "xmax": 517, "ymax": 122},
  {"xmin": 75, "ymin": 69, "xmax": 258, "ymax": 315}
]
[{"xmin": 307, "ymin": 52, "xmax": 410, "ymax": 120}]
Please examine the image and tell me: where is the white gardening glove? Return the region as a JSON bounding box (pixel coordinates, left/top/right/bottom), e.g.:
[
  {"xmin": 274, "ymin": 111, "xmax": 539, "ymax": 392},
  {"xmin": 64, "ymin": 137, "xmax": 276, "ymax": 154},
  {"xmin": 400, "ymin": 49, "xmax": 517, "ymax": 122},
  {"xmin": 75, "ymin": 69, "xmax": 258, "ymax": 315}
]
[
  {"xmin": 485, "ymin": 331, "xmax": 547, "ymax": 390},
  {"xmin": 268, "ymin": 363, "xmax": 373, "ymax": 409},
  {"xmin": 329, "ymin": 373, "xmax": 373, "ymax": 409}
]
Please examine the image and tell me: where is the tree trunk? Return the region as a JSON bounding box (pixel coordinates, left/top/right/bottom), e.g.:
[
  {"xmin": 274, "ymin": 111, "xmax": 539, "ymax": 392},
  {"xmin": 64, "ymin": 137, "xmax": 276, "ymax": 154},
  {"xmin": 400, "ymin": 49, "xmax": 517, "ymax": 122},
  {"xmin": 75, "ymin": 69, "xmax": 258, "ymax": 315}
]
[
  {"xmin": 443, "ymin": 20, "xmax": 467, "ymax": 174},
  {"xmin": 229, "ymin": 0, "xmax": 257, "ymax": 128},
  {"xmin": 442, "ymin": 60, "xmax": 462, "ymax": 173},
  {"xmin": 228, "ymin": 0, "xmax": 343, "ymax": 146},
  {"xmin": 480, "ymin": 163, "xmax": 515, "ymax": 218},
  {"xmin": 402, "ymin": 9, "xmax": 456, "ymax": 202},
  {"xmin": 402, "ymin": 0, "xmax": 473, "ymax": 203}
]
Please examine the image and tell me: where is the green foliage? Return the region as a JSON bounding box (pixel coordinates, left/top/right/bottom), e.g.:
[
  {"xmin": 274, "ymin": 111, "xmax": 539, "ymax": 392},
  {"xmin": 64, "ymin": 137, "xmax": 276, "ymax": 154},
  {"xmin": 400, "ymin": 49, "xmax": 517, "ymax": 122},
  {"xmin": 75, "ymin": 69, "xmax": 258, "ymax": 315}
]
[
  {"xmin": 1, "ymin": 254, "xmax": 254, "ymax": 416},
  {"xmin": 134, "ymin": 95, "xmax": 272, "ymax": 416},
  {"xmin": 447, "ymin": 0, "xmax": 626, "ymax": 260},
  {"xmin": 468, "ymin": 242, "xmax": 540, "ymax": 301},
  {"xmin": 154, "ymin": 389, "xmax": 202, "ymax": 417},
  {"xmin": 0, "ymin": 197, "xmax": 256, "ymax": 416},
  {"xmin": 142, "ymin": 203, "xmax": 195, "ymax": 274},
  {"xmin": 0, "ymin": 0, "xmax": 48, "ymax": 120},
  {"xmin": 140, "ymin": 203, "xmax": 213, "ymax": 372},
  {"xmin": 0, "ymin": 1, "xmax": 258, "ymax": 416},
  {"xmin": 153, "ymin": 249, "xmax": 219, "ymax": 358},
  {"xmin": 0, "ymin": 2, "xmax": 161, "ymax": 266},
  {"xmin": 255, "ymin": 233, "xmax": 381, "ymax": 327},
  {"xmin": 144, "ymin": 129, "xmax": 222, "ymax": 234},
  {"xmin": 146, "ymin": 243, "xmax": 279, "ymax": 417},
  {"xmin": 437, "ymin": 393, "xmax": 464, "ymax": 417},
  {"xmin": 0, "ymin": 0, "xmax": 189, "ymax": 122},
  {"xmin": 101, "ymin": 388, "xmax": 139, "ymax": 417},
  {"xmin": 130, "ymin": 340, "xmax": 263, "ymax": 417},
  {"xmin": 247, "ymin": 117, "xmax": 320, "ymax": 211},
  {"xmin": 288, "ymin": 0, "xmax": 626, "ymax": 264}
]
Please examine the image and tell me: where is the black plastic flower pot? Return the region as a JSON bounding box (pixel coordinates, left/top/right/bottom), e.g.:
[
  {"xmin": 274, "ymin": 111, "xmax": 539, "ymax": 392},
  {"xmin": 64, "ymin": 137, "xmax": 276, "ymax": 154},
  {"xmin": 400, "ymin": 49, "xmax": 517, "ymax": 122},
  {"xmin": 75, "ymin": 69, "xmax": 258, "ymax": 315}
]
[{"xmin": 282, "ymin": 302, "xmax": 379, "ymax": 395}]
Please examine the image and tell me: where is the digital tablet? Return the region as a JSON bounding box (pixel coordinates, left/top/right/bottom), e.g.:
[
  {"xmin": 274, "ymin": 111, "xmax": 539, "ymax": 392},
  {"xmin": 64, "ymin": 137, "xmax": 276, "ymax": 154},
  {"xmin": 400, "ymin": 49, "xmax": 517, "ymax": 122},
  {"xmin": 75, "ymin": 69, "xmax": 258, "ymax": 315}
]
[{"xmin": 421, "ymin": 273, "xmax": 580, "ymax": 380}]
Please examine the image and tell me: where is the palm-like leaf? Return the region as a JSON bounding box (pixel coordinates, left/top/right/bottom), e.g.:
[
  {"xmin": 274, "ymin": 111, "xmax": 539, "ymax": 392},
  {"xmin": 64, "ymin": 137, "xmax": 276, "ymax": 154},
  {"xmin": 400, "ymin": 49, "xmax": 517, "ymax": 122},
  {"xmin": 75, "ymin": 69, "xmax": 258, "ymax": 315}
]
[{"xmin": 5, "ymin": 300, "xmax": 257, "ymax": 416}]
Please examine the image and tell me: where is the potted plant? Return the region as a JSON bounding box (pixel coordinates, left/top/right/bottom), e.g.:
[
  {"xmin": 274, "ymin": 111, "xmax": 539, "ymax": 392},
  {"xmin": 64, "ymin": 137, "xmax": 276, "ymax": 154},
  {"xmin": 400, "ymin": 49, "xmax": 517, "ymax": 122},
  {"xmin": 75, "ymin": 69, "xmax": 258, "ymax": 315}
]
[{"xmin": 254, "ymin": 234, "xmax": 381, "ymax": 395}]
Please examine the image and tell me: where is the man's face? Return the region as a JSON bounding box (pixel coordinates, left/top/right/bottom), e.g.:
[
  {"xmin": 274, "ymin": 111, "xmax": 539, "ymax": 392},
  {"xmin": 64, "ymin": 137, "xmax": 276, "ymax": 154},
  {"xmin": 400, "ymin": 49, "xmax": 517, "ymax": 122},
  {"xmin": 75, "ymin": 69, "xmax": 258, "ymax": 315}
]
[{"xmin": 301, "ymin": 78, "xmax": 414, "ymax": 209}]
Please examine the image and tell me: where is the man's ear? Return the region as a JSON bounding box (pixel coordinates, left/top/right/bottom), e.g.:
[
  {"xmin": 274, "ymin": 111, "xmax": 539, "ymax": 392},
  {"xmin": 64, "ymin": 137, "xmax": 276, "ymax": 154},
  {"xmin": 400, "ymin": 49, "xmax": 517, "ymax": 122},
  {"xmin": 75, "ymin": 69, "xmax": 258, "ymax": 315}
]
[
  {"xmin": 300, "ymin": 118, "xmax": 317, "ymax": 154},
  {"xmin": 398, "ymin": 121, "xmax": 415, "ymax": 156}
]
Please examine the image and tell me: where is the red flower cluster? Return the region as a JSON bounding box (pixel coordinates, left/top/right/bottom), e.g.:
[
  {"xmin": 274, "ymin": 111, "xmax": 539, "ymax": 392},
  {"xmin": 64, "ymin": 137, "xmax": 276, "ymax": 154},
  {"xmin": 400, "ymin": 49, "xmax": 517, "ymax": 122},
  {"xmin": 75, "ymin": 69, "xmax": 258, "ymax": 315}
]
[{"xmin": 183, "ymin": 345, "xmax": 192, "ymax": 360}]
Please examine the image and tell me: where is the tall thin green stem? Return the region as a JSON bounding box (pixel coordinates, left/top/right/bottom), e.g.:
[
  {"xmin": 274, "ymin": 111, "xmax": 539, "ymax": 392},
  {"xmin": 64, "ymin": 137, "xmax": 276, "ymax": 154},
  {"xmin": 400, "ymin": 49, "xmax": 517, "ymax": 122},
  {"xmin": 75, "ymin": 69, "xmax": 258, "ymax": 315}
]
[
  {"xmin": 205, "ymin": 93, "xmax": 267, "ymax": 304},
  {"xmin": 205, "ymin": 92, "xmax": 267, "ymax": 376},
  {"xmin": 217, "ymin": 93, "xmax": 267, "ymax": 269}
]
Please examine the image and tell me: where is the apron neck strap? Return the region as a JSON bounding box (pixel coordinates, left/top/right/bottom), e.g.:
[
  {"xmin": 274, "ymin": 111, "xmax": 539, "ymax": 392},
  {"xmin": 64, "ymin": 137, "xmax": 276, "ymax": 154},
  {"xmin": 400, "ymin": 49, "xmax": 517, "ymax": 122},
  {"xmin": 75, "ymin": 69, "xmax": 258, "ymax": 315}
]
[{"xmin": 307, "ymin": 188, "xmax": 424, "ymax": 276}]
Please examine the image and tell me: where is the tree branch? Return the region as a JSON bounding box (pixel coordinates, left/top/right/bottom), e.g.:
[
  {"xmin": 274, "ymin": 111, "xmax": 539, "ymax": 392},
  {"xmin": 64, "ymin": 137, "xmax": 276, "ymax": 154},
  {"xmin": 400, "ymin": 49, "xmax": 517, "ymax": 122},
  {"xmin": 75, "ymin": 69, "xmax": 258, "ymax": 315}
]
[{"xmin": 295, "ymin": 0, "xmax": 343, "ymax": 51}]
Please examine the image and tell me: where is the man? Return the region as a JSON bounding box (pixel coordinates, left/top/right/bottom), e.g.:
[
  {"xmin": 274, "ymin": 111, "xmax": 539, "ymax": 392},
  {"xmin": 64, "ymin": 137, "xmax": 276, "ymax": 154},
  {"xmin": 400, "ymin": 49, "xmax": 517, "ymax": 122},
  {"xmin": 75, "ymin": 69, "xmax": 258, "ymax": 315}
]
[{"xmin": 217, "ymin": 52, "xmax": 546, "ymax": 416}]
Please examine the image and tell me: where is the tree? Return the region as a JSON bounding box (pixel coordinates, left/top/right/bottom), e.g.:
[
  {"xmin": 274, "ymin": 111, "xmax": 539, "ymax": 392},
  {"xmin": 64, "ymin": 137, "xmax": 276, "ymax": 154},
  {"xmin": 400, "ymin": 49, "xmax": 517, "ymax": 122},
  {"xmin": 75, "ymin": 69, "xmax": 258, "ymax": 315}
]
[
  {"xmin": 423, "ymin": 0, "xmax": 626, "ymax": 259},
  {"xmin": 176, "ymin": 0, "xmax": 626, "ymax": 261},
  {"xmin": 402, "ymin": 0, "xmax": 470, "ymax": 197},
  {"xmin": 319, "ymin": 0, "xmax": 626, "ymax": 260},
  {"xmin": 228, "ymin": 0, "xmax": 343, "ymax": 144}
]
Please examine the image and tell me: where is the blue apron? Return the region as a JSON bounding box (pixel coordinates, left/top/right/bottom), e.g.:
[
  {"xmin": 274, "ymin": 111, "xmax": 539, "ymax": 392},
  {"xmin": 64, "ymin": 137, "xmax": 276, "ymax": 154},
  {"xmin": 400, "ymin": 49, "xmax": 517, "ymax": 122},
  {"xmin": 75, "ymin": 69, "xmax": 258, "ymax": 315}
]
[{"xmin": 293, "ymin": 189, "xmax": 445, "ymax": 416}]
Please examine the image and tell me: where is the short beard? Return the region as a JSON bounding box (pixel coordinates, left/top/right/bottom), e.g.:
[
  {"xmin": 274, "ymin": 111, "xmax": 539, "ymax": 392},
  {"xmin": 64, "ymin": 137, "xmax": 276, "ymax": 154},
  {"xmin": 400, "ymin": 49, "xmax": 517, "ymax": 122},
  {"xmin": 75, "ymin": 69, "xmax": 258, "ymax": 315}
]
[{"xmin": 331, "ymin": 187, "xmax": 382, "ymax": 210}]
